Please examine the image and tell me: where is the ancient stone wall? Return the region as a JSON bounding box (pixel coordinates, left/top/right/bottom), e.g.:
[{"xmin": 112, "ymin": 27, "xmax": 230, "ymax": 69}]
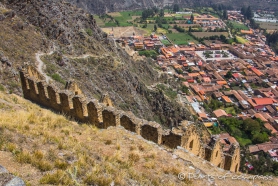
[
  {"xmin": 162, "ymin": 130, "xmax": 183, "ymax": 149},
  {"xmin": 181, "ymin": 122, "xmax": 204, "ymax": 157},
  {"xmin": 224, "ymin": 144, "xmax": 241, "ymax": 172},
  {"xmin": 207, "ymin": 140, "xmax": 224, "ymax": 168},
  {"xmin": 19, "ymin": 67, "xmax": 240, "ymax": 172}
]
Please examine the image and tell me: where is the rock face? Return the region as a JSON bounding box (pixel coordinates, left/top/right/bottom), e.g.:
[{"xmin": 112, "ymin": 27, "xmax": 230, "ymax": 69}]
[
  {"xmin": 0, "ymin": 0, "xmax": 191, "ymax": 126},
  {"xmin": 0, "ymin": 165, "xmax": 25, "ymax": 186},
  {"xmin": 67, "ymin": 0, "xmax": 163, "ymax": 14},
  {"xmin": 67, "ymin": 0, "xmax": 278, "ymax": 14}
]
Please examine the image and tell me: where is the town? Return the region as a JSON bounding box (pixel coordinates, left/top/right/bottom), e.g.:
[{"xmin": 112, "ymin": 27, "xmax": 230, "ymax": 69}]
[{"xmin": 100, "ymin": 7, "xmax": 278, "ymax": 175}]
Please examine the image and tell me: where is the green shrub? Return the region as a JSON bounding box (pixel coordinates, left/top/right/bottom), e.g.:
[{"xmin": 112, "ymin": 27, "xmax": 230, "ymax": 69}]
[
  {"xmin": 138, "ymin": 50, "xmax": 158, "ymax": 59},
  {"xmin": 85, "ymin": 28, "xmax": 93, "ymax": 36},
  {"xmin": 0, "ymin": 84, "xmax": 4, "ymax": 91},
  {"xmin": 51, "ymin": 73, "xmax": 66, "ymax": 85}
]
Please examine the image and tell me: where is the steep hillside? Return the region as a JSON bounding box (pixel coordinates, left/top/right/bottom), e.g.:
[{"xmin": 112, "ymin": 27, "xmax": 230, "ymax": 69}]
[
  {"xmin": 67, "ymin": 0, "xmax": 278, "ymax": 14},
  {"xmin": 0, "ymin": 0, "xmax": 190, "ymax": 126},
  {"xmin": 0, "ymin": 90, "xmax": 277, "ymax": 185}
]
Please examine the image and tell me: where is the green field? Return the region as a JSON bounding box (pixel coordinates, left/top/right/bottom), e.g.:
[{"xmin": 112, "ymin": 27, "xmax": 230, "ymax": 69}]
[
  {"xmin": 236, "ymin": 36, "xmax": 248, "ymax": 44},
  {"xmin": 166, "ymin": 33, "xmax": 198, "ymax": 45},
  {"xmin": 161, "ymin": 39, "xmax": 171, "ymax": 45},
  {"xmin": 94, "ymin": 16, "xmax": 105, "ymax": 26},
  {"xmin": 113, "ymin": 11, "xmax": 142, "ymax": 26},
  {"xmin": 230, "ymin": 21, "xmax": 249, "ymax": 30},
  {"xmin": 138, "ymin": 24, "xmax": 168, "ymax": 35},
  {"xmin": 96, "ymin": 10, "xmax": 142, "ymax": 27}
]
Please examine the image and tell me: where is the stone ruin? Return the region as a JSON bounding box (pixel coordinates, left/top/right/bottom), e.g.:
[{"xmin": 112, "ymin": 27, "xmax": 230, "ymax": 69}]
[{"xmin": 19, "ymin": 66, "xmax": 240, "ymax": 172}]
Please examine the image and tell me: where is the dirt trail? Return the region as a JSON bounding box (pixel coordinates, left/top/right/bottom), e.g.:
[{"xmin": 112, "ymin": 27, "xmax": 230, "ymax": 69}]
[
  {"xmin": 35, "ymin": 50, "xmax": 100, "ymax": 83},
  {"xmin": 35, "ymin": 51, "xmax": 53, "ymax": 83}
]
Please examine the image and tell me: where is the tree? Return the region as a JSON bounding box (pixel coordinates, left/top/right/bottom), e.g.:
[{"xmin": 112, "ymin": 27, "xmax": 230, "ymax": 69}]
[
  {"xmin": 159, "ymin": 9, "xmax": 164, "ymax": 17},
  {"xmin": 173, "ymin": 4, "xmax": 179, "ymax": 12},
  {"xmin": 224, "ymin": 70, "xmax": 232, "ymax": 79},
  {"xmin": 252, "ymin": 132, "xmax": 269, "ymax": 144},
  {"xmin": 188, "ymin": 26, "xmax": 192, "ymax": 32},
  {"xmin": 243, "ymin": 118, "xmax": 260, "ymax": 134},
  {"xmin": 246, "ymin": 6, "xmax": 253, "ymax": 20},
  {"xmin": 181, "ymin": 85, "xmax": 189, "ymax": 94},
  {"xmin": 241, "ymin": 6, "xmax": 253, "ymax": 20},
  {"xmin": 115, "ymin": 20, "xmax": 119, "ymax": 26},
  {"xmin": 152, "ymin": 7, "xmax": 159, "ymax": 14},
  {"xmin": 250, "ymin": 19, "xmax": 259, "ymax": 29},
  {"xmin": 223, "ymin": 10, "xmax": 228, "ymax": 20},
  {"xmin": 141, "ymin": 9, "xmax": 155, "ymax": 20},
  {"xmin": 190, "ymin": 14, "xmax": 194, "ymax": 23},
  {"xmin": 220, "ymin": 35, "xmax": 227, "ymax": 43},
  {"xmin": 241, "ymin": 6, "xmax": 246, "ymax": 17},
  {"xmin": 154, "ymin": 24, "xmax": 157, "ymax": 32}
]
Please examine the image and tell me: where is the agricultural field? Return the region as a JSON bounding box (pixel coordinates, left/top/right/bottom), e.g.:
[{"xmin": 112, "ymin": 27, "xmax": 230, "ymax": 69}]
[
  {"xmin": 229, "ymin": 21, "xmax": 249, "ymax": 30},
  {"xmin": 94, "ymin": 16, "xmax": 105, "ymax": 27},
  {"xmin": 161, "ymin": 39, "xmax": 171, "ymax": 45},
  {"xmin": 138, "ymin": 24, "xmax": 168, "ymax": 35},
  {"xmin": 170, "ymin": 24, "xmax": 200, "ymax": 28},
  {"xmin": 259, "ymin": 22, "xmax": 278, "ymax": 32},
  {"xmin": 97, "ymin": 10, "xmax": 142, "ymax": 27},
  {"xmin": 166, "ymin": 33, "xmax": 198, "ymax": 45},
  {"xmin": 192, "ymin": 32, "xmax": 229, "ymax": 38}
]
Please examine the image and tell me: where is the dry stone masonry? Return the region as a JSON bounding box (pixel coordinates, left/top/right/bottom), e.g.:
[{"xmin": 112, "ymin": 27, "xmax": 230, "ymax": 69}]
[{"xmin": 19, "ymin": 66, "xmax": 240, "ymax": 172}]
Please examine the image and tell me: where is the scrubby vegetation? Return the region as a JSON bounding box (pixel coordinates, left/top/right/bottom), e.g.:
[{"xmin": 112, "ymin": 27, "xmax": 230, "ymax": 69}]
[
  {"xmin": 218, "ymin": 117, "xmax": 271, "ymax": 146},
  {"xmin": 138, "ymin": 50, "xmax": 158, "ymax": 59}
]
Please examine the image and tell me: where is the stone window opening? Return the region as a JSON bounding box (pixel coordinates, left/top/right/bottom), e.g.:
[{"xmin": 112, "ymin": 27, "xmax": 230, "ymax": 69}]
[{"xmin": 215, "ymin": 151, "xmax": 218, "ymax": 158}]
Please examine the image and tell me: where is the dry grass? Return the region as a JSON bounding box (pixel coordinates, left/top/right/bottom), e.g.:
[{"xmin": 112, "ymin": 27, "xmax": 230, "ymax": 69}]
[
  {"xmin": 0, "ymin": 91, "xmax": 277, "ymax": 186},
  {"xmin": 101, "ymin": 26, "xmax": 147, "ymax": 38}
]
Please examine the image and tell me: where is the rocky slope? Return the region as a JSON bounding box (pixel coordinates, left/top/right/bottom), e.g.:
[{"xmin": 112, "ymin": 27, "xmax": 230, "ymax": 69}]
[
  {"xmin": 0, "ymin": 0, "xmax": 190, "ymax": 126},
  {"xmin": 0, "ymin": 91, "xmax": 277, "ymax": 186},
  {"xmin": 67, "ymin": 0, "xmax": 278, "ymax": 14}
]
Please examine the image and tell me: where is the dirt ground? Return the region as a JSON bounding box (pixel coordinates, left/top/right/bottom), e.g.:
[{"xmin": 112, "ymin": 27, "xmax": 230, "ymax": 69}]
[
  {"xmin": 259, "ymin": 22, "xmax": 278, "ymax": 30},
  {"xmin": 101, "ymin": 26, "xmax": 147, "ymax": 38},
  {"xmin": 192, "ymin": 32, "xmax": 229, "ymax": 38}
]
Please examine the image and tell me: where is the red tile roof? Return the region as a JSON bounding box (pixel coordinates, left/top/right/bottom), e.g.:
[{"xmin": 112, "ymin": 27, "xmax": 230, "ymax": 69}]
[
  {"xmin": 264, "ymin": 123, "xmax": 278, "ymax": 134},
  {"xmin": 253, "ymin": 113, "xmax": 268, "ymax": 122},
  {"xmin": 251, "ymin": 67, "xmax": 263, "ymax": 76},
  {"xmin": 213, "ymin": 109, "xmax": 228, "ymax": 118},
  {"xmin": 222, "ymin": 96, "xmax": 232, "ymax": 103},
  {"xmin": 216, "ymin": 81, "xmax": 227, "ymax": 85},
  {"xmin": 252, "ymin": 98, "xmax": 276, "ymax": 106}
]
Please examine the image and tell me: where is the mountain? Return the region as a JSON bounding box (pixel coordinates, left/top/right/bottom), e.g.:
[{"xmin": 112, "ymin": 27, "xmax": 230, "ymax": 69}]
[
  {"xmin": 67, "ymin": 0, "xmax": 278, "ymax": 14},
  {"xmin": 0, "ymin": 0, "xmax": 190, "ymax": 127}
]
